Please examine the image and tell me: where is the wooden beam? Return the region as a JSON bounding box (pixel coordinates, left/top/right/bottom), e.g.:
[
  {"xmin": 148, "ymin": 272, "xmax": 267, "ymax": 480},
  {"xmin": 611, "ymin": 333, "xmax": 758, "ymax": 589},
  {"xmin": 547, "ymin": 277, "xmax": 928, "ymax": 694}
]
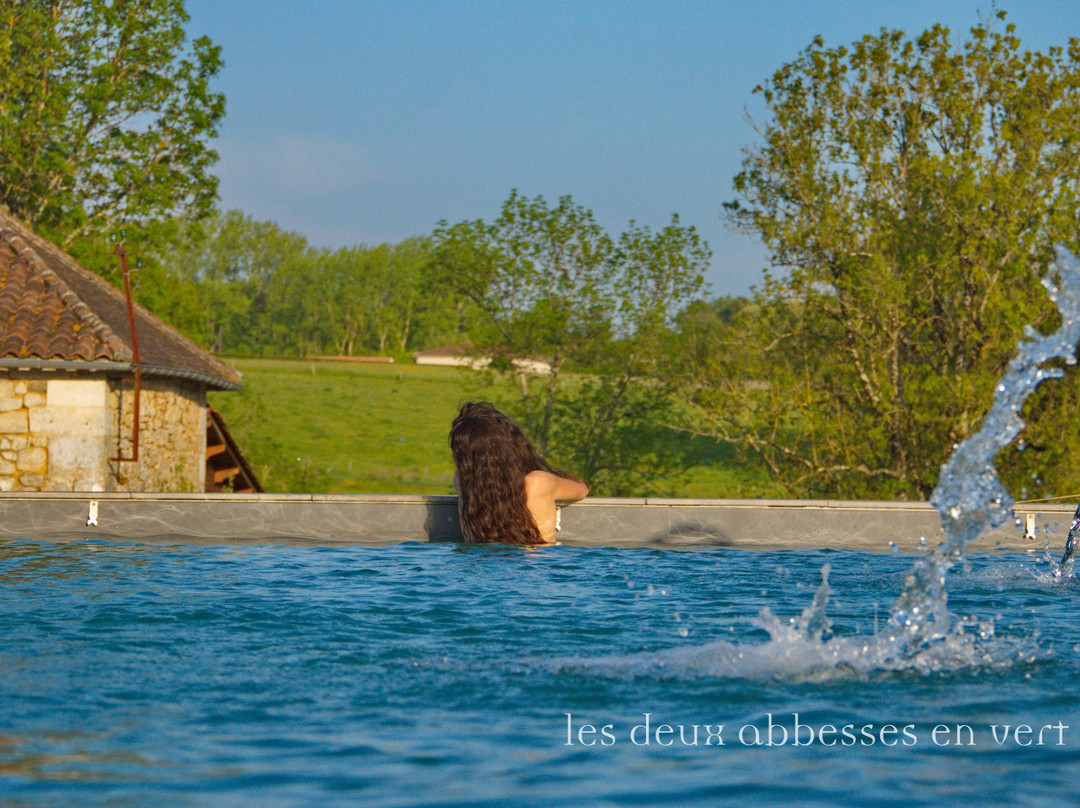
[
  {"xmin": 213, "ymin": 466, "xmax": 240, "ymax": 484},
  {"xmin": 206, "ymin": 443, "xmax": 227, "ymax": 459}
]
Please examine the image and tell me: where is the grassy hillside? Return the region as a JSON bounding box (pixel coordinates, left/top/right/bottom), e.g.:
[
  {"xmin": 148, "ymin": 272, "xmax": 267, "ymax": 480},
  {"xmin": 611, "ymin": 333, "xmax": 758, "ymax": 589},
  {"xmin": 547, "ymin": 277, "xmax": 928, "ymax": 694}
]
[{"xmin": 208, "ymin": 358, "xmax": 782, "ymax": 497}]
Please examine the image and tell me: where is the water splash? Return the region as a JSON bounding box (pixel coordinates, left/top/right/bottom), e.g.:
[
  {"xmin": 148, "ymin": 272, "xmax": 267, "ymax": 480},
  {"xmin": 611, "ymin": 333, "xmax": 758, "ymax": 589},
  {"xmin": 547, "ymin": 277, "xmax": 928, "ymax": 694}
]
[
  {"xmin": 551, "ymin": 248, "xmax": 1080, "ymax": 681},
  {"xmin": 548, "ymin": 563, "xmax": 1041, "ymax": 682},
  {"xmin": 1057, "ymin": 502, "xmax": 1080, "ymax": 577},
  {"xmin": 888, "ymin": 246, "xmax": 1080, "ymax": 652}
]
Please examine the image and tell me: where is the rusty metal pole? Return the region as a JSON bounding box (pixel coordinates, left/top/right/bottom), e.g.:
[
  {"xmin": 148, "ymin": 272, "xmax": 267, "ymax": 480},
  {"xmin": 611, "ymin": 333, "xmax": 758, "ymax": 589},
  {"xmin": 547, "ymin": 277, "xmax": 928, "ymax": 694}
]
[{"xmin": 111, "ymin": 244, "xmax": 141, "ymax": 463}]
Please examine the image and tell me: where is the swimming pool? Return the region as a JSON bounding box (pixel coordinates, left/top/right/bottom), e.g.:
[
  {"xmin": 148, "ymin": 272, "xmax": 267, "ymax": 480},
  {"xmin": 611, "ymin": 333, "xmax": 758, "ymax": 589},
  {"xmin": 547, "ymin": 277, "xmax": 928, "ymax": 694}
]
[
  {"xmin": 6, "ymin": 248, "xmax": 1080, "ymax": 807},
  {"xmin": 2, "ymin": 538, "xmax": 1077, "ymax": 806}
]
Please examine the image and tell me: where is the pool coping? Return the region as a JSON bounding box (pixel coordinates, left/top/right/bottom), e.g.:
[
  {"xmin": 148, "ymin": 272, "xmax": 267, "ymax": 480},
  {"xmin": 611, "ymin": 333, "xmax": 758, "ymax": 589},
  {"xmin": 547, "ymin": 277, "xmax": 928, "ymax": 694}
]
[{"xmin": 0, "ymin": 492, "xmax": 1072, "ymax": 551}]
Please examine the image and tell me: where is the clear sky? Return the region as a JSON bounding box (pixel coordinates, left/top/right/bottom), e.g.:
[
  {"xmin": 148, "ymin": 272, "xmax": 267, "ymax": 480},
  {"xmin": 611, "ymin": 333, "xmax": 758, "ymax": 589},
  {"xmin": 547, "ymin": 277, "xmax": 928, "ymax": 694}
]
[{"xmin": 183, "ymin": 0, "xmax": 1080, "ymax": 296}]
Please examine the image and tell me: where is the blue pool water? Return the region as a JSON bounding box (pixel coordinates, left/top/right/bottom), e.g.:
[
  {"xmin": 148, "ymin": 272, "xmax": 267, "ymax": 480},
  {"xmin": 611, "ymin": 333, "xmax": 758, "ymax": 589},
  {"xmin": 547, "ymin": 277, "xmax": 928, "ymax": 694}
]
[{"xmin": 2, "ymin": 539, "xmax": 1078, "ymax": 807}]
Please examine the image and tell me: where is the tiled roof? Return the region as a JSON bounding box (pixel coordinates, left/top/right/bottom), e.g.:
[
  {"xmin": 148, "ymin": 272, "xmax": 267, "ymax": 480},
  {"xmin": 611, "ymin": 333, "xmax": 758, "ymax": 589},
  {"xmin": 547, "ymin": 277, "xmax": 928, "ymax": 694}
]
[
  {"xmin": 412, "ymin": 343, "xmax": 476, "ymax": 358},
  {"xmin": 0, "ymin": 208, "xmax": 240, "ymax": 390}
]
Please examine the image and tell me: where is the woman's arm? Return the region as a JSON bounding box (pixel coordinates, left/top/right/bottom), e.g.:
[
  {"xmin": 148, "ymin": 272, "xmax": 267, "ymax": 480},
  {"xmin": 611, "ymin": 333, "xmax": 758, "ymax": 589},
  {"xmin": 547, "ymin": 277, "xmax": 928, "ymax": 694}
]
[
  {"xmin": 526, "ymin": 470, "xmax": 588, "ymax": 504},
  {"xmin": 552, "ymin": 475, "xmax": 588, "ymax": 503}
]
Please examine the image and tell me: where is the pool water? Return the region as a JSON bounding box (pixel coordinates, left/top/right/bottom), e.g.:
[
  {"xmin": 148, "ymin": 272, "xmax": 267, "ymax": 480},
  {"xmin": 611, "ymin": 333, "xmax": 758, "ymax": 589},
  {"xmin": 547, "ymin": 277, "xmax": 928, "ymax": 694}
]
[{"xmin": 2, "ymin": 539, "xmax": 1078, "ymax": 807}]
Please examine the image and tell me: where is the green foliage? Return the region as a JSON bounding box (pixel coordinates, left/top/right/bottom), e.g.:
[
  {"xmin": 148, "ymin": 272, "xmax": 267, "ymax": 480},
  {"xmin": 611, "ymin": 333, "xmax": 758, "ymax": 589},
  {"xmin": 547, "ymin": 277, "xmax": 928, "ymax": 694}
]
[
  {"xmin": 154, "ymin": 210, "xmax": 469, "ymax": 358},
  {"xmin": 998, "ymin": 366, "xmax": 1080, "ymax": 501},
  {"xmin": 155, "ymin": 209, "xmax": 309, "ymax": 351},
  {"xmin": 0, "ymin": 0, "xmax": 224, "ymax": 269},
  {"xmin": 432, "ymin": 190, "xmax": 710, "ymax": 495},
  {"xmin": 687, "ymin": 13, "xmax": 1080, "ymax": 499}
]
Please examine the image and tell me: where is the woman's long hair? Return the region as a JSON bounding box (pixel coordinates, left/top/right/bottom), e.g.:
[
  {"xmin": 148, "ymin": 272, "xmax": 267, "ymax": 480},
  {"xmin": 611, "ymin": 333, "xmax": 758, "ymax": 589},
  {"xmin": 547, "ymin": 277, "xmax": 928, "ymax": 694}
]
[{"xmin": 450, "ymin": 402, "xmax": 566, "ymax": 544}]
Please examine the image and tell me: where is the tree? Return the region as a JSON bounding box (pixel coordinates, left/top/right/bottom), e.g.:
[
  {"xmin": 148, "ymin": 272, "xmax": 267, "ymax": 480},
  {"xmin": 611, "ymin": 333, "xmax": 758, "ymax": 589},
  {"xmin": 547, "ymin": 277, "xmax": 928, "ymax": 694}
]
[
  {"xmin": 156, "ymin": 210, "xmax": 464, "ymax": 360},
  {"xmin": 686, "ymin": 13, "xmax": 1080, "ymax": 499},
  {"xmin": 267, "ymin": 237, "xmax": 453, "ymax": 359},
  {"xmin": 156, "ymin": 210, "xmax": 309, "ymax": 354},
  {"xmin": 433, "ymin": 191, "xmax": 709, "ymax": 495},
  {"xmin": 354, "ymin": 238, "xmax": 437, "ymax": 355},
  {"xmin": 0, "ymin": 0, "xmax": 224, "ymax": 260}
]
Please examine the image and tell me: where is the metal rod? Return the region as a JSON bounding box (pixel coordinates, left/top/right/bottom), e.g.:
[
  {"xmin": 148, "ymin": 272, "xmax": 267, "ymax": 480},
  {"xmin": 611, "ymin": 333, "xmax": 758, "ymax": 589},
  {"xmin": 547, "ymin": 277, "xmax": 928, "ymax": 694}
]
[{"xmin": 111, "ymin": 244, "xmax": 141, "ymax": 463}]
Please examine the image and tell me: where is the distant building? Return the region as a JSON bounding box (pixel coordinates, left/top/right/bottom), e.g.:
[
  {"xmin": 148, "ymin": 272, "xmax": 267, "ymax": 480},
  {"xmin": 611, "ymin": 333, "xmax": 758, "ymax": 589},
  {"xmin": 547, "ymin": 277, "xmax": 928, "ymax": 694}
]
[
  {"xmin": 412, "ymin": 343, "xmax": 551, "ymax": 374},
  {"xmin": 0, "ymin": 208, "xmax": 261, "ymax": 493},
  {"xmin": 412, "ymin": 343, "xmax": 489, "ymax": 369}
]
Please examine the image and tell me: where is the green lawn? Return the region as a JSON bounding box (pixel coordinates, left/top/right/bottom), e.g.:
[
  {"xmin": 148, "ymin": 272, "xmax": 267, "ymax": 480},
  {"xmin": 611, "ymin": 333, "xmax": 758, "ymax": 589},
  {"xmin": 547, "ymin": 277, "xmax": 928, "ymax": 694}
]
[{"xmin": 208, "ymin": 358, "xmax": 782, "ymax": 497}]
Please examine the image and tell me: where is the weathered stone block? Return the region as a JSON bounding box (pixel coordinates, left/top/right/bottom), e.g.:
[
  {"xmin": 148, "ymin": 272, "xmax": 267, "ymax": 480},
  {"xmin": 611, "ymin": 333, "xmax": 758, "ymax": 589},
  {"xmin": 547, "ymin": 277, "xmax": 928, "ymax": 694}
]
[
  {"xmin": 22, "ymin": 392, "xmax": 46, "ymax": 408},
  {"xmin": 46, "ymin": 379, "xmax": 108, "ymax": 408},
  {"xmin": 48, "ymin": 436, "xmax": 106, "ymax": 489},
  {"xmin": 29, "ymin": 406, "xmax": 109, "ymax": 436},
  {"xmin": 0, "ymin": 476, "xmax": 13, "ymax": 492},
  {"xmin": 0, "ymin": 397, "xmax": 21, "ymax": 413},
  {"xmin": 16, "ymin": 446, "xmax": 47, "ymax": 474},
  {"xmin": 0, "ymin": 458, "xmax": 15, "ymax": 475},
  {"xmin": 13, "ymin": 382, "xmax": 27, "ymax": 395},
  {"xmin": 0, "ymin": 379, "xmax": 12, "ymax": 398},
  {"xmin": 18, "ymin": 474, "xmax": 45, "ymax": 489},
  {"xmin": 0, "ymin": 409, "xmax": 28, "ymax": 433}
]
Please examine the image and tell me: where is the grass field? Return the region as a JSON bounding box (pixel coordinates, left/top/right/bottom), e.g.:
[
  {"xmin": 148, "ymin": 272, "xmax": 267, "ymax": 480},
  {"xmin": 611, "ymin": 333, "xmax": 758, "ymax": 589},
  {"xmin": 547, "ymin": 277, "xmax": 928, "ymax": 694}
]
[{"xmin": 207, "ymin": 358, "xmax": 782, "ymax": 497}]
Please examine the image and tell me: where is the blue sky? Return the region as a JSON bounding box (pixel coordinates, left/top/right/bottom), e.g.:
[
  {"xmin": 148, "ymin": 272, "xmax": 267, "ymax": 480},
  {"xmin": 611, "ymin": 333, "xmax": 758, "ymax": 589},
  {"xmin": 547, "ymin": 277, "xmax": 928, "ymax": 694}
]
[{"xmin": 184, "ymin": 1, "xmax": 1080, "ymax": 296}]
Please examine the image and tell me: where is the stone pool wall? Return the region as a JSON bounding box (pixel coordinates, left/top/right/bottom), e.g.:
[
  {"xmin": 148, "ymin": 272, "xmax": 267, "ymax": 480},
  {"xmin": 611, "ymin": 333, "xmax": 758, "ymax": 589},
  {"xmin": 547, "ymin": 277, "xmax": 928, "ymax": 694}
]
[{"xmin": 0, "ymin": 493, "xmax": 1066, "ymax": 551}]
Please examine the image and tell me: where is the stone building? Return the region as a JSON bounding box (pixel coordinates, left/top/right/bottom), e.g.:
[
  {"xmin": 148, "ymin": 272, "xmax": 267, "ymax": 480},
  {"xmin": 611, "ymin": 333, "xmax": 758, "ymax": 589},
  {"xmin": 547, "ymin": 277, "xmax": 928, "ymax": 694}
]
[{"xmin": 0, "ymin": 208, "xmax": 260, "ymax": 493}]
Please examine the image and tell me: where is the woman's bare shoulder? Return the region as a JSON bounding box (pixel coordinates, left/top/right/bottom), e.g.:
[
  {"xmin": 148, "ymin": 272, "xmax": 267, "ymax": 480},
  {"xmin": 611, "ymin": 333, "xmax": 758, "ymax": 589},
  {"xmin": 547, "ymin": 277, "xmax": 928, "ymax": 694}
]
[{"xmin": 524, "ymin": 469, "xmax": 558, "ymax": 492}]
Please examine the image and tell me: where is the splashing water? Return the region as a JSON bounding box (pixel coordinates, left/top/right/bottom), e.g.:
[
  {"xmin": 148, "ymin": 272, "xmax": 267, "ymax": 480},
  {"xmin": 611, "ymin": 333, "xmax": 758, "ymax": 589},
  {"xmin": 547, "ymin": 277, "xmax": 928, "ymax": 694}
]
[
  {"xmin": 783, "ymin": 247, "xmax": 1080, "ymax": 673},
  {"xmin": 888, "ymin": 246, "xmax": 1080, "ymax": 653},
  {"xmin": 554, "ymin": 248, "xmax": 1080, "ymax": 681},
  {"xmin": 549, "ymin": 561, "xmax": 1039, "ymax": 682},
  {"xmin": 781, "ymin": 247, "xmax": 1080, "ymax": 673},
  {"xmin": 1058, "ymin": 501, "xmax": 1080, "ymax": 574}
]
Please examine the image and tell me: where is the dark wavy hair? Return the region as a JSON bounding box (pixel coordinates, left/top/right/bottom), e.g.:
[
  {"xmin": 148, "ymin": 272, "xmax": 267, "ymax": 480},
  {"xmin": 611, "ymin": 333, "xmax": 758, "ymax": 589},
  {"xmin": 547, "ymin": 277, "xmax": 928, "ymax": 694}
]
[{"xmin": 450, "ymin": 402, "xmax": 566, "ymax": 544}]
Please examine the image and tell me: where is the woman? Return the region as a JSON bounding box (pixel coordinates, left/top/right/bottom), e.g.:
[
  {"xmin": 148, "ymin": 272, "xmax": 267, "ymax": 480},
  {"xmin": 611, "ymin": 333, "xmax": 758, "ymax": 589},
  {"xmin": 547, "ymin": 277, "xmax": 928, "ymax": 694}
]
[{"xmin": 450, "ymin": 402, "xmax": 588, "ymax": 544}]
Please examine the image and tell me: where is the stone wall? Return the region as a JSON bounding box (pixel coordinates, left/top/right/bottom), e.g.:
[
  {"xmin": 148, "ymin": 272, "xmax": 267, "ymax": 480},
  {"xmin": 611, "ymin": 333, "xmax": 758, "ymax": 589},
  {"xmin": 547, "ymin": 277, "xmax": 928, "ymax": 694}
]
[
  {"xmin": 0, "ymin": 371, "xmax": 207, "ymax": 492},
  {"xmin": 0, "ymin": 376, "xmax": 52, "ymax": 492},
  {"xmin": 109, "ymin": 376, "xmax": 207, "ymax": 492}
]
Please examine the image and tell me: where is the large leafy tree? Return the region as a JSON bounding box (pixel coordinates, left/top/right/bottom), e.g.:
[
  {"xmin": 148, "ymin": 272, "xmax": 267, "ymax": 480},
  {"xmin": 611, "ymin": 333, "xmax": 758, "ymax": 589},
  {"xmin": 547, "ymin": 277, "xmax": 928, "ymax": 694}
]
[
  {"xmin": 433, "ymin": 191, "xmax": 709, "ymax": 495},
  {"xmin": 685, "ymin": 13, "xmax": 1080, "ymax": 499},
  {"xmin": 0, "ymin": 0, "xmax": 224, "ymax": 260}
]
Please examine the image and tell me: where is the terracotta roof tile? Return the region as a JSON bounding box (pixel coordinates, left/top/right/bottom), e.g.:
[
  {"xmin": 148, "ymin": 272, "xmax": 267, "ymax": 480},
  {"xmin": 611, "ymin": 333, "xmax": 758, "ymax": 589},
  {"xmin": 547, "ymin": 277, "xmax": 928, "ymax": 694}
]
[
  {"xmin": 0, "ymin": 236, "xmax": 118, "ymax": 361},
  {"xmin": 0, "ymin": 208, "xmax": 241, "ymax": 390}
]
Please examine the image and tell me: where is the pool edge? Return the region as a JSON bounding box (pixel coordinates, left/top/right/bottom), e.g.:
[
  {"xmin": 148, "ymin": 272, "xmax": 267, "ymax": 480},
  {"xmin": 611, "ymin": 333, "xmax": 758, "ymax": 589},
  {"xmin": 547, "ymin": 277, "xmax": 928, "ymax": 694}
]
[{"xmin": 0, "ymin": 493, "xmax": 1069, "ymax": 551}]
